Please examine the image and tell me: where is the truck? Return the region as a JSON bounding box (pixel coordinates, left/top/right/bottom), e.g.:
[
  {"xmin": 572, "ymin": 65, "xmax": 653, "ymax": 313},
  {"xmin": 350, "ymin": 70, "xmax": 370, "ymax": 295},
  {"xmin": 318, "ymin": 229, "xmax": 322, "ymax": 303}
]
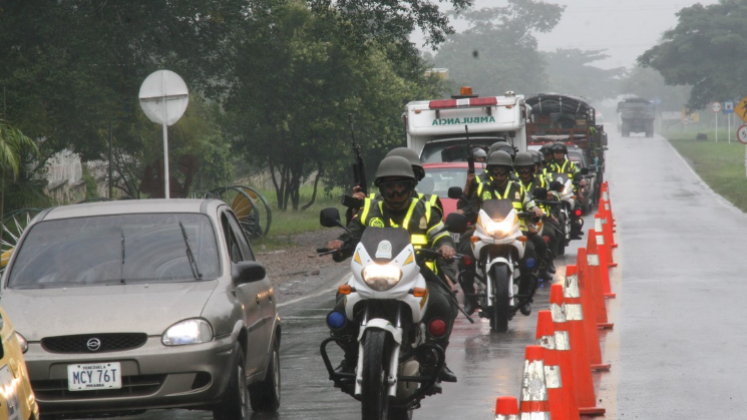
[
  {"xmin": 524, "ymin": 93, "xmax": 607, "ymax": 204},
  {"xmin": 405, "ymin": 88, "xmax": 530, "ymax": 162},
  {"xmin": 616, "ymin": 97, "xmax": 656, "ymax": 137}
]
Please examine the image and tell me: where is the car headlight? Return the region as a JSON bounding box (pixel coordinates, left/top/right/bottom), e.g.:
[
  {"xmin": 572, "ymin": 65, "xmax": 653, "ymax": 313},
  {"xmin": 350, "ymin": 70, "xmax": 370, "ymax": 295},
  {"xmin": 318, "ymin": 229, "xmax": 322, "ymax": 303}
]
[
  {"xmin": 162, "ymin": 319, "xmax": 213, "ymax": 346},
  {"xmin": 485, "ymin": 217, "xmax": 515, "ymax": 236},
  {"xmin": 15, "ymin": 332, "xmax": 28, "ymax": 354},
  {"xmin": 361, "ymin": 264, "xmax": 403, "ymax": 291}
]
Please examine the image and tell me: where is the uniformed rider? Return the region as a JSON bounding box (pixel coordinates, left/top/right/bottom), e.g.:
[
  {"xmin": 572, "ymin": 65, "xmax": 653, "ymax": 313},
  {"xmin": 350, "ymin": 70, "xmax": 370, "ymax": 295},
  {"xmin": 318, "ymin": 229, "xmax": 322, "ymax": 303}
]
[
  {"xmin": 325, "ymin": 155, "xmax": 459, "ymax": 383},
  {"xmin": 458, "ymin": 151, "xmax": 544, "ymax": 316}
]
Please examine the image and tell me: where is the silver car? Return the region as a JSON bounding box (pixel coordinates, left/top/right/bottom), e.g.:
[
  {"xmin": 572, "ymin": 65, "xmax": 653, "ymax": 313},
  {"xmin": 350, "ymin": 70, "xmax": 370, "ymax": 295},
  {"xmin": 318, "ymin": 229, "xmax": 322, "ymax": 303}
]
[{"xmin": 0, "ymin": 199, "xmax": 281, "ymax": 419}]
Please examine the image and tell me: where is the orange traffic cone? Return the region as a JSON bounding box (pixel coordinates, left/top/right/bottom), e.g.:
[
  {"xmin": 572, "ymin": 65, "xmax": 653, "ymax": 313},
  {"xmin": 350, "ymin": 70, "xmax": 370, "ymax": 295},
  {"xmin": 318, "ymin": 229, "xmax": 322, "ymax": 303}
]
[
  {"xmin": 548, "ymin": 288, "xmax": 580, "ymax": 419},
  {"xmin": 600, "ymin": 182, "xmax": 615, "ymax": 227},
  {"xmin": 588, "ymin": 229, "xmax": 616, "ymax": 301},
  {"xmin": 519, "ymin": 345, "xmax": 551, "ymax": 418},
  {"xmin": 565, "ymin": 260, "xmax": 610, "ymax": 372},
  {"xmin": 495, "ymin": 396, "xmax": 520, "ymax": 420},
  {"xmin": 594, "ymin": 214, "xmax": 618, "ymax": 268},
  {"xmin": 537, "ymin": 310, "xmax": 579, "ymax": 420},
  {"xmin": 550, "ymin": 283, "xmax": 605, "ymax": 416}
]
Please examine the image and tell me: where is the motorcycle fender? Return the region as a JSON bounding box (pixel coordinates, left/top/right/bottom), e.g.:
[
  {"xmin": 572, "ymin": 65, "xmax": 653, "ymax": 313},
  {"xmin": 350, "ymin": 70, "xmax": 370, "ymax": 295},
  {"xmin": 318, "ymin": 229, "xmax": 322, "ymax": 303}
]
[{"xmin": 357, "ymin": 318, "xmax": 403, "ymax": 344}]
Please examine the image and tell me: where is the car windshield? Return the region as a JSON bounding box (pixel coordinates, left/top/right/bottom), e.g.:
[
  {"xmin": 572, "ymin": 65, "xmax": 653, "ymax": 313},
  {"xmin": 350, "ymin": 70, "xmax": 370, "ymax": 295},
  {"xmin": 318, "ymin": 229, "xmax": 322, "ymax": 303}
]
[
  {"xmin": 7, "ymin": 213, "xmax": 220, "ymax": 289},
  {"xmin": 421, "ymin": 167, "xmax": 471, "ymax": 198},
  {"xmin": 421, "ymin": 138, "xmax": 502, "ymax": 163}
]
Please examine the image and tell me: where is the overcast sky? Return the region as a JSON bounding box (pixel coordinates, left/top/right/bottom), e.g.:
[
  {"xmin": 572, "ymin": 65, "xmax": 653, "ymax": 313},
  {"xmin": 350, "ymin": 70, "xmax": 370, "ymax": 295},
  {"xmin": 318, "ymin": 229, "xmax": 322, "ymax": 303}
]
[{"xmin": 414, "ymin": 0, "xmax": 720, "ymax": 69}]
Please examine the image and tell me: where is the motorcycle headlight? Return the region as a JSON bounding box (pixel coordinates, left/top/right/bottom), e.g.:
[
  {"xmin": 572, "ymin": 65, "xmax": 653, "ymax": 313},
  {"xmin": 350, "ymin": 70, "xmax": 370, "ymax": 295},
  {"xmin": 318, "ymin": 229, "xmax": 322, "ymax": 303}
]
[
  {"xmin": 361, "ymin": 264, "xmax": 403, "ymax": 291},
  {"xmin": 485, "ymin": 217, "xmax": 515, "ymax": 236},
  {"xmin": 162, "ymin": 319, "xmax": 213, "ymax": 346}
]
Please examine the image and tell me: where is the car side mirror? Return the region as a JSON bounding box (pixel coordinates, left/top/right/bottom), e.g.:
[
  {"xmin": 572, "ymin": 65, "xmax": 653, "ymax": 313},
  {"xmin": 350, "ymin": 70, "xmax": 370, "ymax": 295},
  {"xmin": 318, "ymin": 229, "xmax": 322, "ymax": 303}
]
[
  {"xmin": 444, "ymin": 212, "xmax": 468, "ymax": 234},
  {"xmin": 533, "ymin": 187, "xmax": 548, "ymax": 200},
  {"xmin": 234, "ymin": 261, "xmax": 266, "ymax": 285},
  {"xmin": 448, "ymin": 187, "xmax": 463, "ymax": 200},
  {"xmin": 320, "ymin": 207, "xmax": 343, "ymax": 228}
]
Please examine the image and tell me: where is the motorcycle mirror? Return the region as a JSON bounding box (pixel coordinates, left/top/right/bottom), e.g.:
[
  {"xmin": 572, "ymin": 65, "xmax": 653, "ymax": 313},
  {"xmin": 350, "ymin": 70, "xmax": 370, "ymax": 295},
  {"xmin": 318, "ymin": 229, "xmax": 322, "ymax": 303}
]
[
  {"xmin": 588, "ymin": 165, "xmax": 598, "ymax": 173},
  {"xmin": 448, "ymin": 187, "xmax": 463, "ymax": 200},
  {"xmin": 445, "ymin": 212, "xmax": 468, "ymax": 234},
  {"xmin": 533, "ymin": 187, "xmax": 548, "ymax": 200},
  {"xmin": 549, "ymin": 181, "xmax": 563, "ymax": 192},
  {"xmin": 320, "ymin": 207, "xmax": 343, "ymax": 228},
  {"xmin": 580, "ymin": 167, "xmax": 590, "ymax": 175}
]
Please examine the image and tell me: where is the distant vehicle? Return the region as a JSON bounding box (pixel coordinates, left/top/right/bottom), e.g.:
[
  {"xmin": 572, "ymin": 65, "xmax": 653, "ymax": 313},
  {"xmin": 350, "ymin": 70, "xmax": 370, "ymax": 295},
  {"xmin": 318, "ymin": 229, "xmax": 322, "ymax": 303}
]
[
  {"xmin": 617, "ymin": 98, "xmax": 656, "ymax": 137},
  {"xmin": 1, "ymin": 199, "xmax": 281, "ymax": 419},
  {"xmin": 405, "ymin": 87, "xmax": 530, "ymax": 163},
  {"xmin": 0, "ymin": 306, "xmax": 39, "ymax": 420}
]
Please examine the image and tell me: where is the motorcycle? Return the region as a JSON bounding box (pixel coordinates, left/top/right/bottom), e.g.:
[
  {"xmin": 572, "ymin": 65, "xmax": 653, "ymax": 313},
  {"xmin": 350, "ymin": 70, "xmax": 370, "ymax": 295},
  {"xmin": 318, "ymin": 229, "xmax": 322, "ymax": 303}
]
[
  {"xmin": 549, "ymin": 172, "xmax": 584, "ymax": 255},
  {"xmin": 317, "ymin": 207, "xmax": 467, "ymax": 420},
  {"xmin": 450, "ymin": 193, "xmax": 535, "ymax": 333}
]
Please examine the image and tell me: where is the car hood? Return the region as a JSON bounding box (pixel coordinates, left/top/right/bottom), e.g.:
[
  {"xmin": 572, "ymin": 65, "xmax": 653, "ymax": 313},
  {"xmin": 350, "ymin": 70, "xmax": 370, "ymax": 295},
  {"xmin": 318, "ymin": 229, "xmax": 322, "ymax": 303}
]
[{"xmin": 1, "ymin": 281, "xmax": 220, "ymax": 341}]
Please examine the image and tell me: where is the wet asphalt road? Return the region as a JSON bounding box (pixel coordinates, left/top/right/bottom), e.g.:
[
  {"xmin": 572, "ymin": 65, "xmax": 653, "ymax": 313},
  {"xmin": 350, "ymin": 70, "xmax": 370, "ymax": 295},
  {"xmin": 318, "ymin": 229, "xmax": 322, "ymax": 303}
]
[{"xmin": 90, "ymin": 128, "xmax": 747, "ymax": 419}]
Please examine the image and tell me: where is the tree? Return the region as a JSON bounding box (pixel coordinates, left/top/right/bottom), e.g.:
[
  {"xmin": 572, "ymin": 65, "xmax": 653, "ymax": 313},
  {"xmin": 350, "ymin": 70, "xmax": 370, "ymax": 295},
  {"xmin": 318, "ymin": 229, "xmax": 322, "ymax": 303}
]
[
  {"xmin": 429, "ymin": 0, "xmax": 565, "ymax": 96},
  {"xmin": 226, "ymin": 0, "xmax": 443, "ymax": 210},
  {"xmin": 638, "ymin": 1, "xmax": 747, "ymax": 109},
  {"xmin": 542, "ymin": 49, "xmax": 625, "ymax": 101}
]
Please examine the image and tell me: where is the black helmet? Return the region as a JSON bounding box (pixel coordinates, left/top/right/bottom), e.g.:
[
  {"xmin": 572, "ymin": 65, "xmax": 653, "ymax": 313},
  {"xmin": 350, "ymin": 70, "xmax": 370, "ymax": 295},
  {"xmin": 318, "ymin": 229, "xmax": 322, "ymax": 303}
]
[
  {"xmin": 486, "ymin": 150, "xmax": 513, "ymax": 168},
  {"xmin": 488, "ymin": 141, "xmax": 517, "ymax": 160},
  {"xmin": 539, "ymin": 143, "xmax": 553, "ymax": 156},
  {"xmin": 514, "ymin": 152, "xmax": 534, "ymax": 168},
  {"xmin": 374, "ymin": 156, "xmax": 415, "ymax": 185},
  {"xmin": 550, "ymin": 142, "xmax": 567, "ymax": 154},
  {"xmin": 385, "ymin": 147, "xmax": 425, "ymax": 181}
]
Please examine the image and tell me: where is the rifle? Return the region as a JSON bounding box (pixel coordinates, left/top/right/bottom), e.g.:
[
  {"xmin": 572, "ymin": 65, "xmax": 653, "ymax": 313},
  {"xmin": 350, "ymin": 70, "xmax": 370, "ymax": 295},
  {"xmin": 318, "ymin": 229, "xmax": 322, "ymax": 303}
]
[{"xmin": 341, "ymin": 114, "xmax": 367, "ymax": 211}]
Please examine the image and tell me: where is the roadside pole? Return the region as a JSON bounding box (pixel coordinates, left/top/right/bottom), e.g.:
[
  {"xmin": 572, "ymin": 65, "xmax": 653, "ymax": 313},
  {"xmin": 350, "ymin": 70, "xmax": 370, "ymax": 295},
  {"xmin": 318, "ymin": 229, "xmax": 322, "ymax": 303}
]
[
  {"xmin": 739, "ymin": 125, "xmax": 747, "ymax": 178},
  {"xmin": 711, "ymin": 102, "xmax": 722, "ymax": 142},
  {"xmin": 724, "ymin": 101, "xmax": 735, "ymax": 144}
]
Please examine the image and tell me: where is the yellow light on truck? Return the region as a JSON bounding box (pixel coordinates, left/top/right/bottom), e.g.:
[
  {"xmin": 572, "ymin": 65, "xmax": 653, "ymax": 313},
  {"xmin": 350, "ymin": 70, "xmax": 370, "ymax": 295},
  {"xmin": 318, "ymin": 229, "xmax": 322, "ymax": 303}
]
[{"xmin": 460, "ymin": 86, "xmax": 473, "ymax": 96}]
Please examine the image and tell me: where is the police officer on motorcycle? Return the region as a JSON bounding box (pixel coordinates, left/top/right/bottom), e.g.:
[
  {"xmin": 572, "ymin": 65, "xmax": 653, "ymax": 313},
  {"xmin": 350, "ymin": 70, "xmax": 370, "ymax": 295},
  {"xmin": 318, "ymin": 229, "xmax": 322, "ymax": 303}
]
[
  {"xmin": 458, "ymin": 151, "xmax": 544, "ymax": 316},
  {"xmin": 325, "ymin": 155, "xmax": 459, "ymax": 383}
]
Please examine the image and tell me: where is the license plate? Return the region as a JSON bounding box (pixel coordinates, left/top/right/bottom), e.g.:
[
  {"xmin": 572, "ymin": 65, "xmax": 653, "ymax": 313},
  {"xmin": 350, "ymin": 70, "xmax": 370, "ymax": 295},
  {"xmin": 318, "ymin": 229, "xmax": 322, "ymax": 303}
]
[{"xmin": 67, "ymin": 362, "xmax": 122, "ymax": 391}]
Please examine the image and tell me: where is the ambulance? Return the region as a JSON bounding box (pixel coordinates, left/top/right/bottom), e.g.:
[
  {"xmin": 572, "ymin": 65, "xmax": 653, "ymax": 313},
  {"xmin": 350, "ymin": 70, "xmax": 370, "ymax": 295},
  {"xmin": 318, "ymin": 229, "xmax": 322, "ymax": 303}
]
[{"xmin": 404, "ymin": 87, "xmax": 530, "ymax": 163}]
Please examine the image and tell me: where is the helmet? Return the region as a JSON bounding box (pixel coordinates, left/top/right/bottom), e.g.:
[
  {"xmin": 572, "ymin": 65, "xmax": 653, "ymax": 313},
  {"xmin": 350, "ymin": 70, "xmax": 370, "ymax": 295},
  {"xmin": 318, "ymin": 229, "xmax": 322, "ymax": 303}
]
[
  {"xmin": 550, "ymin": 142, "xmax": 567, "ymax": 154},
  {"xmin": 486, "ymin": 150, "xmax": 513, "ymax": 168},
  {"xmin": 374, "ymin": 156, "xmax": 416, "ymax": 186},
  {"xmin": 529, "ymin": 150, "xmax": 543, "ymax": 164},
  {"xmin": 385, "ymin": 147, "xmax": 425, "ymax": 181},
  {"xmin": 514, "ymin": 152, "xmax": 534, "ymax": 168},
  {"xmin": 472, "ymin": 147, "xmax": 487, "ymax": 159},
  {"xmin": 488, "ymin": 141, "xmax": 516, "ymax": 160},
  {"xmin": 539, "ymin": 143, "xmax": 553, "ymax": 156}
]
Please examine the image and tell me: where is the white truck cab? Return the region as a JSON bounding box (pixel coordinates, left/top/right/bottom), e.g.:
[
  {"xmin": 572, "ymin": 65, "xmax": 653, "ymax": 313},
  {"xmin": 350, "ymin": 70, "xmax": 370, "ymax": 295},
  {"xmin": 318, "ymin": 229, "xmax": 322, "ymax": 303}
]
[{"xmin": 405, "ymin": 88, "xmax": 530, "ymax": 163}]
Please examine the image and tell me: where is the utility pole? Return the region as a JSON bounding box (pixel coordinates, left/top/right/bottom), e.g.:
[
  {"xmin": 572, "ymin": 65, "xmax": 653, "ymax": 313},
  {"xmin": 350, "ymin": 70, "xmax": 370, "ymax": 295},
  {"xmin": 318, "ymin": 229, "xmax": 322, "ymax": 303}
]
[{"xmin": 108, "ymin": 122, "xmax": 113, "ymax": 199}]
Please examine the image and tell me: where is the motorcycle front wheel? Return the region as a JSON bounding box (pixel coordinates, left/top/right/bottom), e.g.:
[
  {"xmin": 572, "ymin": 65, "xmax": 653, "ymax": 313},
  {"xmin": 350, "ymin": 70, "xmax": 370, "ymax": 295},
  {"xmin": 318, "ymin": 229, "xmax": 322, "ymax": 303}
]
[
  {"xmin": 489, "ymin": 264, "xmax": 511, "ymax": 333},
  {"xmin": 362, "ymin": 330, "xmax": 390, "ymax": 420}
]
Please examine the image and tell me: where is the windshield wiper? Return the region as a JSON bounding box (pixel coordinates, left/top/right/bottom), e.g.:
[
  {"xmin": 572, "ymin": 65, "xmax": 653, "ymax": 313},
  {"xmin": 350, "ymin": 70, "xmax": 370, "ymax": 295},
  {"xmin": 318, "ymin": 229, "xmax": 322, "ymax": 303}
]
[
  {"xmin": 120, "ymin": 229, "xmax": 126, "ymax": 284},
  {"xmin": 179, "ymin": 221, "xmax": 203, "ymax": 280}
]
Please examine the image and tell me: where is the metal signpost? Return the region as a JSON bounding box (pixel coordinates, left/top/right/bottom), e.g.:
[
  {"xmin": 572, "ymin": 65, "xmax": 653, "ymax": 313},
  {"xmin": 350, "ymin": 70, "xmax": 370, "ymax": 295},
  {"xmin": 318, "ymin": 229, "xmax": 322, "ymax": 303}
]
[
  {"xmin": 724, "ymin": 100, "xmax": 735, "ymax": 143},
  {"xmin": 738, "ymin": 125, "xmax": 747, "ymax": 178},
  {"xmin": 138, "ymin": 70, "xmax": 189, "ymax": 199},
  {"xmin": 711, "ymin": 102, "xmax": 722, "ymax": 142}
]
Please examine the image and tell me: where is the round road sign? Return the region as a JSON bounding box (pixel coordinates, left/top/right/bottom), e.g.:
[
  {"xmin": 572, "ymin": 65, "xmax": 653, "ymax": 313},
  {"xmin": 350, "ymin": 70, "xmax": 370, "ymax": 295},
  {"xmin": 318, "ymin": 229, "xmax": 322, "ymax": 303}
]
[
  {"xmin": 138, "ymin": 70, "xmax": 189, "ymax": 126},
  {"xmin": 738, "ymin": 125, "xmax": 747, "ymax": 145},
  {"xmin": 711, "ymin": 102, "xmax": 722, "ymax": 113}
]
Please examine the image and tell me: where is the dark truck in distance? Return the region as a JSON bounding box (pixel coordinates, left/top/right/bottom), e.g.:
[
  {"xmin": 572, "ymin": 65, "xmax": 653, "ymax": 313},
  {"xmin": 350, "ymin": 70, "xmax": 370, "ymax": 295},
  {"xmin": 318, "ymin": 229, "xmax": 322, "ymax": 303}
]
[{"xmin": 617, "ymin": 98, "xmax": 656, "ymax": 137}]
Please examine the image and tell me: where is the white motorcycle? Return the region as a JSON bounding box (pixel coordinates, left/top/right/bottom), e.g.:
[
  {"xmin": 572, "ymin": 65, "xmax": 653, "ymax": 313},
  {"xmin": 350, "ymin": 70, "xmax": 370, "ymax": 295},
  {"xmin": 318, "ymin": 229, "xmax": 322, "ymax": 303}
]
[
  {"xmin": 549, "ymin": 172, "xmax": 578, "ymax": 255},
  {"xmin": 459, "ymin": 198, "xmax": 531, "ymax": 332},
  {"xmin": 318, "ymin": 208, "xmax": 465, "ymax": 420}
]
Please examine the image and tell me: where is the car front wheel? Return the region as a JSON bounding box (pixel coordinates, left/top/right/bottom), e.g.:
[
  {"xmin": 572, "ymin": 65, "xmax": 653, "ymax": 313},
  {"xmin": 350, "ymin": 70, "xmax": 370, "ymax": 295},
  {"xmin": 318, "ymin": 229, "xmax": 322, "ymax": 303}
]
[{"xmin": 213, "ymin": 345, "xmax": 249, "ymax": 420}]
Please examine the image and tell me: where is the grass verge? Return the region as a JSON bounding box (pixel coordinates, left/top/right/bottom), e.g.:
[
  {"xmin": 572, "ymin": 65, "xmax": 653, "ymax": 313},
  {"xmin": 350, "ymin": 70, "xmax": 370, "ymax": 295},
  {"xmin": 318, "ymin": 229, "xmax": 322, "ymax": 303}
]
[{"xmin": 665, "ymin": 130, "xmax": 747, "ymax": 211}]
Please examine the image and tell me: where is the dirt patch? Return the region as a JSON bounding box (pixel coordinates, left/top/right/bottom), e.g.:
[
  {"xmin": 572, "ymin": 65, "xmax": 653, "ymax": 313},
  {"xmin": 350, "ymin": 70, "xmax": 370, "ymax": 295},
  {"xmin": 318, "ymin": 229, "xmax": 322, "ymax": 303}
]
[{"xmin": 256, "ymin": 229, "xmax": 348, "ymax": 303}]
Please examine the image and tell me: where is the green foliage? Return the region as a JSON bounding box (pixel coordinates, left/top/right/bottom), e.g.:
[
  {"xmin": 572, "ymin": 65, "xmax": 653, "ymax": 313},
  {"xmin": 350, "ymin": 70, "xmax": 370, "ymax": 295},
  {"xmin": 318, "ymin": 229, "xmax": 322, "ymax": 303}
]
[
  {"xmin": 81, "ymin": 165, "xmax": 100, "ymax": 200},
  {"xmin": 429, "ymin": 0, "xmax": 565, "ymax": 96},
  {"xmin": 542, "ymin": 49, "xmax": 624, "ymax": 101},
  {"xmin": 638, "ymin": 1, "xmax": 747, "ymax": 109}
]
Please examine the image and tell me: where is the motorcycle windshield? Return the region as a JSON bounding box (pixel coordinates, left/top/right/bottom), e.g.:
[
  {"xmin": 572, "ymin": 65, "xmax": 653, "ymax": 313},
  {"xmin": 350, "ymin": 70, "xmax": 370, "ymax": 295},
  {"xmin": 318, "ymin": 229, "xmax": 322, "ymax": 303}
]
[
  {"xmin": 481, "ymin": 199, "xmax": 515, "ymax": 222},
  {"xmin": 360, "ymin": 227, "xmax": 411, "ymax": 263}
]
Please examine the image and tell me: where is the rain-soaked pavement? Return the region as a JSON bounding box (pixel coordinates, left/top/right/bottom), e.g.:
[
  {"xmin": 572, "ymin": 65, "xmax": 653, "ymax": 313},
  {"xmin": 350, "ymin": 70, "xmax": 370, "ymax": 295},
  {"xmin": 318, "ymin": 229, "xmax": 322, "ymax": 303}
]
[{"xmin": 83, "ymin": 128, "xmax": 747, "ymax": 419}]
